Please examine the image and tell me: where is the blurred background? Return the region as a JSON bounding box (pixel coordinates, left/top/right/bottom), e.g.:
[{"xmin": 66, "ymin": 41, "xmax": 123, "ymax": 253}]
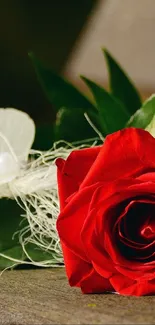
[
  {"xmin": 0, "ymin": 0, "xmax": 95, "ymax": 124},
  {"xmin": 0, "ymin": 0, "xmax": 155, "ymax": 125}
]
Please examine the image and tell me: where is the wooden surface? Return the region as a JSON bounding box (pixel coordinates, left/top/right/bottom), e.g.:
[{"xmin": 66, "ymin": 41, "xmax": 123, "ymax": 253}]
[{"xmin": 0, "ymin": 268, "xmax": 155, "ymax": 324}]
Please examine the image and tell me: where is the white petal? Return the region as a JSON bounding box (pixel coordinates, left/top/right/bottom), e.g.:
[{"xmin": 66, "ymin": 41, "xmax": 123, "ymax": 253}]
[
  {"xmin": 0, "ymin": 108, "xmax": 35, "ymax": 161},
  {"xmin": 0, "ymin": 152, "xmax": 19, "ymax": 184}
]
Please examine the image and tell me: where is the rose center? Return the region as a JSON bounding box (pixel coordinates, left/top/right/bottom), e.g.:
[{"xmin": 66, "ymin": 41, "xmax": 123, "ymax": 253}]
[
  {"xmin": 116, "ymin": 200, "xmax": 155, "ymax": 261},
  {"xmin": 141, "ymin": 221, "xmax": 155, "ymax": 239}
]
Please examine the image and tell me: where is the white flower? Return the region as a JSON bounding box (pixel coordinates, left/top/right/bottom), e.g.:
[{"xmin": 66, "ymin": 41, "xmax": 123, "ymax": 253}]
[{"xmin": 0, "ymin": 108, "xmax": 35, "ymax": 184}]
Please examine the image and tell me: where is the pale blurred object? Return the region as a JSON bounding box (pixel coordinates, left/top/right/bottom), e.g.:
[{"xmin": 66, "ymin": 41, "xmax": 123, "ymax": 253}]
[
  {"xmin": 0, "ymin": 109, "xmax": 35, "ymax": 184},
  {"xmin": 64, "ymin": 0, "xmax": 155, "ymax": 93},
  {"xmin": 0, "ymin": 109, "xmax": 35, "ymax": 161}
]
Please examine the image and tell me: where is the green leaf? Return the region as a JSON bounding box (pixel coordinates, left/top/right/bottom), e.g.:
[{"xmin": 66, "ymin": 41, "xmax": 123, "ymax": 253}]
[
  {"xmin": 0, "ymin": 199, "xmax": 26, "ymax": 269},
  {"xmin": 103, "ymin": 48, "xmax": 142, "ymax": 115},
  {"xmin": 127, "ymin": 95, "xmax": 155, "ymax": 129},
  {"xmin": 145, "ymin": 114, "xmax": 155, "ymax": 137},
  {"xmin": 0, "ymin": 196, "xmax": 65, "ymax": 269},
  {"xmin": 81, "ymin": 76, "xmax": 129, "ymax": 134},
  {"xmin": 85, "ymin": 110, "xmax": 105, "ymax": 139},
  {"xmin": 0, "ymin": 198, "xmax": 62, "ymax": 269},
  {"xmin": 29, "ymin": 52, "xmax": 96, "ymax": 113},
  {"xmin": 24, "ymin": 243, "xmax": 63, "ymax": 265},
  {"xmin": 0, "ymin": 246, "xmax": 24, "ymax": 269},
  {"xmin": 54, "ymin": 107, "xmax": 99, "ymax": 142}
]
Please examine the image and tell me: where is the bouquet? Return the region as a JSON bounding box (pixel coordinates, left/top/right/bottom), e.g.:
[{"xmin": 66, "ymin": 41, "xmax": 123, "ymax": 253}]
[{"xmin": 1, "ymin": 48, "xmax": 155, "ymax": 296}]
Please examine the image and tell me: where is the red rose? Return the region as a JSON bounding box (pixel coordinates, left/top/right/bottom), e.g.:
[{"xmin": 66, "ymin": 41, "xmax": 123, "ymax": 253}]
[{"xmin": 56, "ymin": 128, "xmax": 155, "ymax": 296}]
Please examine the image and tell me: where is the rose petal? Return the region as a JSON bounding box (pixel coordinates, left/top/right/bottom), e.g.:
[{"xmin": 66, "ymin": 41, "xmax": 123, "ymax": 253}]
[
  {"xmin": 80, "ymin": 128, "xmax": 155, "ymax": 189},
  {"xmin": 81, "ymin": 268, "xmax": 113, "ymax": 294},
  {"xmin": 57, "ymin": 184, "xmax": 100, "ymax": 261},
  {"xmin": 115, "ymin": 264, "xmax": 155, "ymax": 281},
  {"xmin": 56, "ymin": 146, "xmax": 100, "ymax": 209},
  {"xmin": 61, "ymin": 242, "xmax": 92, "ymax": 287},
  {"xmin": 110, "ymin": 274, "xmax": 155, "ymax": 296},
  {"xmin": 138, "ymin": 172, "xmax": 155, "ymax": 182},
  {"xmin": 81, "ymin": 206, "xmax": 114, "ymax": 278},
  {"xmin": 110, "ymin": 273, "xmax": 135, "ymax": 294}
]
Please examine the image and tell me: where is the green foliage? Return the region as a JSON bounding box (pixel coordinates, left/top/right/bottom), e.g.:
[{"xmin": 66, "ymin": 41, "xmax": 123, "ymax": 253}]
[
  {"xmin": 30, "ymin": 48, "xmax": 144, "ymax": 145},
  {"xmin": 81, "ymin": 77, "xmax": 129, "ymax": 134},
  {"xmin": 30, "ymin": 52, "xmax": 100, "ymax": 144},
  {"xmin": 24, "ymin": 243, "xmax": 62, "ymax": 265},
  {"xmin": 0, "ymin": 198, "xmax": 59, "ymax": 269},
  {"xmin": 0, "ymin": 199, "xmax": 26, "ymax": 268},
  {"xmin": 29, "ymin": 52, "xmax": 96, "ymax": 113},
  {"xmin": 127, "ymin": 95, "xmax": 155, "ymax": 129},
  {"xmin": 54, "ymin": 108, "xmax": 97, "ymax": 142},
  {"xmin": 145, "ymin": 114, "xmax": 155, "ymax": 137},
  {"xmin": 103, "ymin": 48, "xmax": 142, "ymax": 115}
]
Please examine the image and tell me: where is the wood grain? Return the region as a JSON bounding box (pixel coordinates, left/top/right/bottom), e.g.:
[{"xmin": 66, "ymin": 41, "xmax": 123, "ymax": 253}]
[{"xmin": 0, "ymin": 268, "xmax": 155, "ymax": 324}]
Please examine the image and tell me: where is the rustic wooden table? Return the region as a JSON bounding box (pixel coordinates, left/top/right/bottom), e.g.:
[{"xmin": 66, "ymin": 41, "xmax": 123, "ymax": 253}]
[{"xmin": 0, "ymin": 268, "xmax": 155, "ymax": 324}]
